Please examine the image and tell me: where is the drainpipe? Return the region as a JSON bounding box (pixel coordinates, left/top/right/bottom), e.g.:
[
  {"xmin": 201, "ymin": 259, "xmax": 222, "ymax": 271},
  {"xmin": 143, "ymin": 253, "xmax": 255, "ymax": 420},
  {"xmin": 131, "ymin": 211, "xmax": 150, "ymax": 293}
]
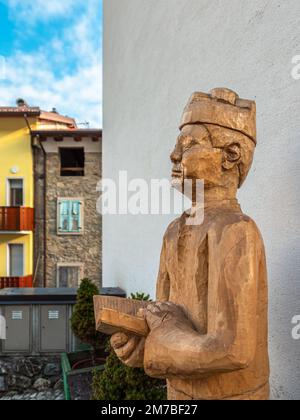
[
  {"xmin": 25, "ymin": 114, "xmax": 47, "ymax": 288},
  {"xmin": 24, "ymin": 113, "xmax": 36, "ymax": 287},
  {"xmin": 37, "ymin": 136, "xmax": 47, "ymax": 288}
]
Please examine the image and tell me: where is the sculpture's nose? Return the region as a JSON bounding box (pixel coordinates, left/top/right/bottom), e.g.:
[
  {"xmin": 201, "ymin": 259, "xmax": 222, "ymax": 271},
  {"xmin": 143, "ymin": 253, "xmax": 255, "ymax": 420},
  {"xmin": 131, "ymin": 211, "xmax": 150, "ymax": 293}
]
[{"xmin": 170, "ymin": 146, "xmax": 182, "ymax": 164}]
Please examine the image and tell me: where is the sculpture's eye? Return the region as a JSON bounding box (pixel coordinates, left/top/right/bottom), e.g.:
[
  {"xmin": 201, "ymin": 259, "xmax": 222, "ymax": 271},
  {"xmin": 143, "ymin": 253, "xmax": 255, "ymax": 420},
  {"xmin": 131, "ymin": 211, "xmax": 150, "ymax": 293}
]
[
  {"xmin": 190, "ymin": 139, "xmax": 199, "ymax": 147},
  {"xmin": 182, "ymin": 136, "xmax": 197, "ymax": 152}
]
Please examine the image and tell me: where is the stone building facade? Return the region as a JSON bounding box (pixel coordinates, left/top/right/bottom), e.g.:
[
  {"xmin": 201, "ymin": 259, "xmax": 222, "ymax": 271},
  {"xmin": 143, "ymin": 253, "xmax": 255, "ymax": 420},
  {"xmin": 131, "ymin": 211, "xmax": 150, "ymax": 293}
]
[{"xmin": 32, "ymin": 131, "xmax": 102, "ymax": 288}]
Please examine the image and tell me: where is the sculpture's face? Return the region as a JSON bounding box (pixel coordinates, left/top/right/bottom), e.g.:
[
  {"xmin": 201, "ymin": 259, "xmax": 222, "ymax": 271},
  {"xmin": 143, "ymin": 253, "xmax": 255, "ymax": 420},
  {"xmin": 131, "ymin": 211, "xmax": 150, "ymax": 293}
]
[{"xmin": 171, "ymin": 124, "xmax": 223, "ymax": 189}]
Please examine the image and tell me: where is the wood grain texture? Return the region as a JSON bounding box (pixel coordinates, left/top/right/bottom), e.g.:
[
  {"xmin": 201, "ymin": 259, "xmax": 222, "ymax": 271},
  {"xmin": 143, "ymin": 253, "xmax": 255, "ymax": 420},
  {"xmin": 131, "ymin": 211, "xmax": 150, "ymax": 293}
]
[
  {"xmin": 97, "ymin": 308, "xmax": 149, "ymax": 336},
  {"xmin": 94, "ymin": 296, "xmax": 149, "ymax": 336},
  {"xmin": 106, "ymin": 88, "xmax": 270, "ymax": 400}
]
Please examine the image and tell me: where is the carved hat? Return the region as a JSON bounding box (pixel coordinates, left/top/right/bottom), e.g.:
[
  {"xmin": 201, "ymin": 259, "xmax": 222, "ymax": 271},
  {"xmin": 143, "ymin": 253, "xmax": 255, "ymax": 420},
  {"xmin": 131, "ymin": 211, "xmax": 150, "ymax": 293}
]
[{"xmin": 180, "ymin": 88, "xmax": 257, "ymax": 145}]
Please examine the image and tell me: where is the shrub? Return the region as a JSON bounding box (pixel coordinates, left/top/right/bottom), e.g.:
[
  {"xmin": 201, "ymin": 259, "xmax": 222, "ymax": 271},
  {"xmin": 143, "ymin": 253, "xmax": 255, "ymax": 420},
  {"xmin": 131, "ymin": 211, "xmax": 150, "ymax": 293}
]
[
  {"xmin": 130, "ymin": 292, "xmax": 151, "ymax": 301},
  {"xmin": 92, "ymin": 341, "xmax": 167, "ymax": 400},
  {"xmin": 71, "ymin": 278, "xmax": 106, "ymax": 351},
  {"xmin": 92, "ymin": 292, "xmax": 167, "ymax": 400}
]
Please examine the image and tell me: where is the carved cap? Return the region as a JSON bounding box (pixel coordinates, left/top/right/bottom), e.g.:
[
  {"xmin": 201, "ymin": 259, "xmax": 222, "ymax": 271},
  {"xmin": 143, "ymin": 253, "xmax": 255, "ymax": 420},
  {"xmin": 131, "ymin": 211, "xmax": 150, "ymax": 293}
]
[{"xmin": 180, "ymin": 88, "xmax": 257, "ymax": 145}]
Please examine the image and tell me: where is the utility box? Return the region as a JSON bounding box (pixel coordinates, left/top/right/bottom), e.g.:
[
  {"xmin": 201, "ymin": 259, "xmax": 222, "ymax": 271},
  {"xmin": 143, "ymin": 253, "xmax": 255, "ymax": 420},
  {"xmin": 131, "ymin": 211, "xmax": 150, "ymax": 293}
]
[
  {"xmin": 40, "ymin": 305, "xmax": 68, "ymax": 353},
  {"xmin": 2, "ymin": 306, "xmax": 31, "ymax": 353},
  {"xmin": 0, "ymin": 287, "xmax": 126, "ymax": 356}
]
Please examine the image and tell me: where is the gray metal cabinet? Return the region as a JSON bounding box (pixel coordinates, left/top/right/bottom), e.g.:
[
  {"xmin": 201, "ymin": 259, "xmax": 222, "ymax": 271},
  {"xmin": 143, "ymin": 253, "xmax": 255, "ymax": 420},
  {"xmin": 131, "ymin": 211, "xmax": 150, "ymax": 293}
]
[
  {"xmin": 0, "ymin": 288, "xmax": 126, "ymax": 356},
  {"xmin": 3, "ymin": 306, "xmax": 31, "ymax": 353},
  {"xmin": 40, "ymin": 305, "xmax": 68, "ymax": 352}
]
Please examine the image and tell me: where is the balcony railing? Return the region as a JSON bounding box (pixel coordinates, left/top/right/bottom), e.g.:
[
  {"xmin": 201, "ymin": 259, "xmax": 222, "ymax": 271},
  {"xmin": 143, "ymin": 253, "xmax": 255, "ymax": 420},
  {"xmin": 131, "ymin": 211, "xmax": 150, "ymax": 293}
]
[
  {"xmin": 0, "ymin": 207, "xmax": 34, "ymax": 232},
  {"xmin": 0, "ymin": 275, "xmax": 33, "ymax": 289}
]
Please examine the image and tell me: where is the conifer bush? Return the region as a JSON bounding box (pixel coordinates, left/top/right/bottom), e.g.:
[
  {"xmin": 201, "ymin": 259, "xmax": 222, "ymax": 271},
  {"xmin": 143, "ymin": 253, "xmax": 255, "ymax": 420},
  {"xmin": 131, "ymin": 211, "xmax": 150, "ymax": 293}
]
[
  {"xmin": 130, "ymin": 292, "xmax": 151, "ymax": 301},
  {"xmin": 92, "ymin": 293, "xmax": 167, "ymax": 400},
  {"xmin": 71, "ymin": 278, "xmax": 106, "ymax": 351}
]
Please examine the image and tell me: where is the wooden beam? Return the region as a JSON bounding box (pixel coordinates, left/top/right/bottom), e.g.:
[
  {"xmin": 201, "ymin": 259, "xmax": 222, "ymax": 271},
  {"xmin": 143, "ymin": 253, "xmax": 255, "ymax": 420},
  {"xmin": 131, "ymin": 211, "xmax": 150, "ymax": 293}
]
[
  {"xmin": 94, "ymin": 295, "xmax": 149, "ymax": 336},
  {"xmin": 97, "ymin": 308, "xmax": 149, "ymax": 337},
  {"xmin": 61, "ymin": 167, "xmax": 84, "ymax": 172}
]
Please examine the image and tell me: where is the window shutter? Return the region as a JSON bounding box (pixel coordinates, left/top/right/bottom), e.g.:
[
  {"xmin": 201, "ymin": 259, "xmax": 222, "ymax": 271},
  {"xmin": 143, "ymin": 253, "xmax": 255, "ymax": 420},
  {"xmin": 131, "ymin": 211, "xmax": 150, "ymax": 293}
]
[
  {"xmin": 58, "ymin": 200, "xmax": 83, "ymax": 233},
  {"xmin": 71, "ymin": 201, "xmax": 81, "ymax": 231},
  {"xmin": 59, "ymin": 201, "xmax": 70, "ymax": 231},
  {"xmin": 67, "ymin": 201, "xmax": 73, "ymax": 231},
  {"xmin": 77, "ymin": 201, "xmax": 82, "ymax": 230}
]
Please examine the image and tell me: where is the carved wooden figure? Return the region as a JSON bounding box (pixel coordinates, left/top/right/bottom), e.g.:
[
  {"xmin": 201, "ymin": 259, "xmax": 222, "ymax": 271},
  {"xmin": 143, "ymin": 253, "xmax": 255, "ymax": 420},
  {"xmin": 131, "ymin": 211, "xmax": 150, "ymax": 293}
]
[{"xmin": 109, "ymin": 88, "xmax": 270, "ymax": 400}]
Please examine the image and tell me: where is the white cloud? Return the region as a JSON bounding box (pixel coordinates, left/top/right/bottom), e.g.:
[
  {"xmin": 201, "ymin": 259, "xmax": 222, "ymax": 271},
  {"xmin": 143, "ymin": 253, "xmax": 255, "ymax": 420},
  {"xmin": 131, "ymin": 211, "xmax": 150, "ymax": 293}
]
[
  {"xmin": 0, "ymin": 52, "xmax": 102, "ymax": 127},
  {"xmin": 4, "ymin": 0, "xmax": 81, "ymax": 22},
  {"xmin": 0, "ymin": 0, "xmax": 102, "ymax": 127}
]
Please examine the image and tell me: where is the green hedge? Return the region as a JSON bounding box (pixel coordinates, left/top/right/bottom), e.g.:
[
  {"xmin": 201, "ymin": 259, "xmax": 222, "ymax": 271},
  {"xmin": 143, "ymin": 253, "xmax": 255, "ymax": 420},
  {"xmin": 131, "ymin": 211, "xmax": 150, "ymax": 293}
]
[
  {"xmin": 92, "ymin": 292, "xmax": 167, "ymax": 400},
  {"xmin": 92, "ymin": 342, "xmax": 167, "ymax": 400}
]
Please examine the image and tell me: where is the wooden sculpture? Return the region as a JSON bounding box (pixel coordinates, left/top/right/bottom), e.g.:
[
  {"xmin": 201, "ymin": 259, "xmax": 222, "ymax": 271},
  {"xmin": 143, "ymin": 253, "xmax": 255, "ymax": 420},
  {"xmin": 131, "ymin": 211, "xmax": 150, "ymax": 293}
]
[{"xmin": 99, "ymin": 88, "xmax": 270, "ymax": 400}]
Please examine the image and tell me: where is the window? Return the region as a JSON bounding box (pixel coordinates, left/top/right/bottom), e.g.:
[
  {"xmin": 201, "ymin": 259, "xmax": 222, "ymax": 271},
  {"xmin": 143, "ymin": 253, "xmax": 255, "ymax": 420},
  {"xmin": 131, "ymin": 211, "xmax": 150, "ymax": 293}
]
[
  {"xmin": 8, "ymin": 179, "xmax": 23, "ymax": 206},
  {"xmin": 57, "ymin": 265, "xmax": 83, "ymax": 288},
  {"xmin": 8, "ymin": 244, "xmax": 24, "ymax": 277},
  {"xmin": 58, "ymin": 199, "xmax": 83, "ymax": 234},
  {"xmin": 60, "ymin": 148, "xmax": 84, "ymax": 177}
]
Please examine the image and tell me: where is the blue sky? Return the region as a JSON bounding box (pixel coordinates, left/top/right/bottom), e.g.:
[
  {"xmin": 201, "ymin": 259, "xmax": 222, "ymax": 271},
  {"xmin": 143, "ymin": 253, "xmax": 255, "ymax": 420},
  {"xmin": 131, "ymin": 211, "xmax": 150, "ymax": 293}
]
[{"xmin": 0, "ymin": 0, "xmax": 103, "ymax": 127}]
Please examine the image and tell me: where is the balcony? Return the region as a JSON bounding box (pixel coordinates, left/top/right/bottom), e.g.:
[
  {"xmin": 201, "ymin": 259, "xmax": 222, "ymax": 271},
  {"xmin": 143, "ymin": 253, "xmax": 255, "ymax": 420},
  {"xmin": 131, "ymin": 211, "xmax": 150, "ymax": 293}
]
[
  {"xmin": 0, "ymin": 275, "xmax": 33, "ymax": 289},
  {"xmin": 0, "ymin": 207, "xmax": 34, "ymax": 232}
]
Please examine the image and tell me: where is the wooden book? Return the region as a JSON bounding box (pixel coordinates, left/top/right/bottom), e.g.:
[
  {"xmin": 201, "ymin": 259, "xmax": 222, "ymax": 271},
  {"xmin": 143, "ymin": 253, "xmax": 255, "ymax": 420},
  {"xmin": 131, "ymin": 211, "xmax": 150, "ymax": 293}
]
[{"xmin": 93, "ymin": 296, "xmax": 150, "ymax": 336}]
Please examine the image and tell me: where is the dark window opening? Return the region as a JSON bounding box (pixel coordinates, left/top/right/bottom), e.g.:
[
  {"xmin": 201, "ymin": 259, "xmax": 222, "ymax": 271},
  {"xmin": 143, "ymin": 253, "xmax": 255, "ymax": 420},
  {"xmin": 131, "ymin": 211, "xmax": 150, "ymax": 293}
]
[
  {"xmin": 58, "ymin": 266, "xmax": 80, "ymax": 288},
  {"xmin": 9, "ymin": 179, "xmax": 24, "ymax": 206},
  {"xmin": 60, "ymin": 148, "xmax": 85, "ymax": 177}
]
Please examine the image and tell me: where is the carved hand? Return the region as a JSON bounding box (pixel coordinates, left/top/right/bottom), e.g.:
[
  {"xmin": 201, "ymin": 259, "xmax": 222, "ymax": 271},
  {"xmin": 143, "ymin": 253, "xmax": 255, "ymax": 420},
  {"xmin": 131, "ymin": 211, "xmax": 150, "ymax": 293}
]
[
  {"xmin": 110, "ymin": 332, "xmax": 146, "ymax": 368},
  {"xmin": 145, "ymin": 301, "xmax": 194, "ymax": 331},
  {"xmin": 111, "ymin": 302, "xmax": 195, "ymax": 370}
]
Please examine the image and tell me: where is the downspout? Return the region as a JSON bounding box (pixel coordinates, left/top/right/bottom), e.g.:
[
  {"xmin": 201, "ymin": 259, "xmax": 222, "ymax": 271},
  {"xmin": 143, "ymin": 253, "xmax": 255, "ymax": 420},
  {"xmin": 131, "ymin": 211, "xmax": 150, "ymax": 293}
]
[
  {"xmin": 37, "ymin": 137, "xmax": 47, "ymax": 288},
  {"xmin": 25, "ymin": 114, "xmax": 47, "ymax": 288},
  {"xmin": 24, "ymin": 114, "xmax": 37, "ymax": 286}
]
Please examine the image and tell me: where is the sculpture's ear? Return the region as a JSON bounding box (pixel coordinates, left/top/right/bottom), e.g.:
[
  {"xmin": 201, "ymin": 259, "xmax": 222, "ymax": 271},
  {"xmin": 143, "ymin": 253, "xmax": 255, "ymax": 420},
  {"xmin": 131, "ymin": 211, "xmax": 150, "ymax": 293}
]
[{"xmin": 222, "ymin": 143, "xmax": 241, "ymax": 170}]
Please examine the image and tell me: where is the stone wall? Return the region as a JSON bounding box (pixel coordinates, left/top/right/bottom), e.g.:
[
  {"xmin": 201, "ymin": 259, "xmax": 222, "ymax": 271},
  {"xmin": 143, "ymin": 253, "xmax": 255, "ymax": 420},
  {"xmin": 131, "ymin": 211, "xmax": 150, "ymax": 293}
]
[
  {"xmin": 0, "ymin": 356, "xmax": 62, "ymax": 395},
  {"xmin": 34, "ymin": 143, "xmax": 102, "ymax": 288}
]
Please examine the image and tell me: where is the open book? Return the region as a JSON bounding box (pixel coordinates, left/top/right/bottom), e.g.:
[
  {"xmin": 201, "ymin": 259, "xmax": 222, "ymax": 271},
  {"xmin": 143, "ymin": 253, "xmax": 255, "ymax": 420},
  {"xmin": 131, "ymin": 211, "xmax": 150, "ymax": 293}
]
[{"xmin": 93, "ymin": 296, "xmax": 150, "ymax": 337}]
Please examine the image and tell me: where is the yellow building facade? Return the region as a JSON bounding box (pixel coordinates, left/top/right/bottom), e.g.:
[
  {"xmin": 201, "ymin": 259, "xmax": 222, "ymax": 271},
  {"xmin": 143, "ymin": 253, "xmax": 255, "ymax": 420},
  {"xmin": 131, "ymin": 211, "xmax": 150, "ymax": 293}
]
[
  {"xmin": 0, "ymin": 112, "xmax": 38, "ymax": 286},
  {"xmin": 0, "ymin": 106, "xmax": 77, "ymax": 288}
]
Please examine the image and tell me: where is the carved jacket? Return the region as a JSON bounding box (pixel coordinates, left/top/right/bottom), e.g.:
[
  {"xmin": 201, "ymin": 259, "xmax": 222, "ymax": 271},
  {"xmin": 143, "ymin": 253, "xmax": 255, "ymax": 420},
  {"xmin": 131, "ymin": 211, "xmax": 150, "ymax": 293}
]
[{"xmin": 144, "ymin": 204, "xmax": 270, "ymax": 400}]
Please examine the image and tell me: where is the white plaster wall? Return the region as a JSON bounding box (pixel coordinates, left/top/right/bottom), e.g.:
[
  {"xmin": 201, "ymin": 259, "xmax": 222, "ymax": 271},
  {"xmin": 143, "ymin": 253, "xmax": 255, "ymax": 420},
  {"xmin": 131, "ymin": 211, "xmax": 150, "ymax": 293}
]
[{"xmin": 103, "ymin": 0, "xmax": 300, "ymax": 399}]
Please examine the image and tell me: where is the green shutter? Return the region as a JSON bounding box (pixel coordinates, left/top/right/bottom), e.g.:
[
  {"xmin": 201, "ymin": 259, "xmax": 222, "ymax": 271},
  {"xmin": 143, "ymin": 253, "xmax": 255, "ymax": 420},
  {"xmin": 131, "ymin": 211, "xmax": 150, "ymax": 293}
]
[
  {"xmin": 59, "ymin": 200, "xmax": 82, "ymax": 232},
  {"xmin": 70, "ymin": 201, "xmax": 81, "ymax": 232},
  {"xmin": 59, "ymin": 201, "xmax": 70, "ymax": 231}
]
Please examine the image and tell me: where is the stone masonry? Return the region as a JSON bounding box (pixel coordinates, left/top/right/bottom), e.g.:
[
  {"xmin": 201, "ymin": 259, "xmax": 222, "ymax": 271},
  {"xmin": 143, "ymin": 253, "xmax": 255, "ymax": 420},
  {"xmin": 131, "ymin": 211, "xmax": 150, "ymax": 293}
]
[
  {"xmin": 33, "ymin": 138, "xmax": 102, "ymax": 288},
  {"xmin": 0, "ymin": 356, "xmax": 62, "ymax": 397}
]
